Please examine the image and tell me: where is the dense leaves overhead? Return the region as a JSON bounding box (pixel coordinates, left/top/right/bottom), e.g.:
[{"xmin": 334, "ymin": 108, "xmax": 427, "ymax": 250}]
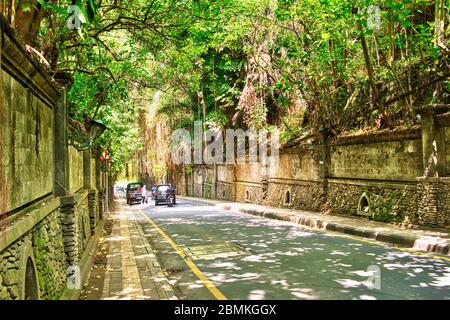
[{"xmin": 2, "ymin": 0, "xmax": 449, "ymax": 173}]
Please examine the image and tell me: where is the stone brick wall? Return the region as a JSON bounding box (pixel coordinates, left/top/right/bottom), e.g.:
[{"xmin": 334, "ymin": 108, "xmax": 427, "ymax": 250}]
[
  {"xmin": 216, "ymin": 165, "xmax": 234, "ymax": 200},
  {"xmin": 68, "ymin": 146, "xmax": 83, "ymax": 193},
  {"xmin": 235, "ymin": 163, "xmax": 262, "ymax": 183},
  {"xmin": 216, "ymin": 182, "xmax": 234, "ymax": 200},
  {"xmin": 235, "ymin": 182, "xmax": 263, "ymax": 204},
  {"xmin": 90, "ymin": 158, "xmax": 96, "ymax": 188},
  {"xmin": 326, "ymin": 180, "xmax": 419, "ymax": 224},
  {"xmin": 88, "ymin": 189, "xmax": 99, "ymax": 234},
  {"xmin": 0, "ymin": 18, "xmax": 105, "ymax": 300},
  {"xmin": 264, "ymin": 180, "xmax": 325, "ymax": 211},
  {"xmin": 438, "ymin": 179, "xmax": 450, "ymax": 226},
  {"xmin": 60, "ymin": 190, "xmax": 90, "ymax": 268},
  {"xmin": 0, "ymin": 200, "xmax": 66, "ymax": 300},
  {"xmin": 329, "ymin": 139, "xmax": 423, "ymax": 181},
  {"xmin": 417, "ymin": 178, "xmax": 450, "ymax": 227},
  {"xmin": 1, "ymin": 70, "xmax": 55, "ymax": 212},
  {"xmin": 445, "ymin": 127, "xmax": 450, "ymax": 175},
  {"xmin": 262, "ymin": 148, "xmax": 324, "ymax": 211},
  {"xmin": 98, "ymin": 189, "xmax": 105, "ymax": 219},
  {"xmin": 177, "ymin": 129, "xmax": 436, "ymax": 226},
  {"xmin": 272, "ymin": 151, "xmax": 320, "ymax": 181}
]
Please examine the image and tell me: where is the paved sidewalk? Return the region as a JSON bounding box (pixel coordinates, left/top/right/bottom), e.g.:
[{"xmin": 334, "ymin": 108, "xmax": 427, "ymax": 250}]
[
  {"xmin": 180, "ymin": 196, "xmax": 450, "ymax": 256},
  {"xmin": 101, "ymin": 199, "xmax": 177, "ymax": 300}
]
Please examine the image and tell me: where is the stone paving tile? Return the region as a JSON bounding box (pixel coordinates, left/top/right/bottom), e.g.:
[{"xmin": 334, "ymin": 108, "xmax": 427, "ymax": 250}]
[{"xmin": 100, "ymin": 200, "xmax": 177, "ymax": 300}]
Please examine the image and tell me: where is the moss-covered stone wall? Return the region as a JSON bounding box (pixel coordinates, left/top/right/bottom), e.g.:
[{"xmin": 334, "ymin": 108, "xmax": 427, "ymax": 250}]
[
  {"xmin": 329, "ymin": 139, "xmax": 423, "ymax": 181},
  {"xmin": 0, "ymin": 203, "xmax": 66, "ymax": 300},
  {"xmin": 1, "ymin": 70, "xmax": 55, "ymax": 212}
]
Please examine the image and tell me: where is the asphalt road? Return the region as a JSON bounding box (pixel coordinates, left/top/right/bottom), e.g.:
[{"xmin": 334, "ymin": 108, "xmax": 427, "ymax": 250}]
[{"xmin": 137, "ymin": 198, "xmax": 450, "ymax": 300}]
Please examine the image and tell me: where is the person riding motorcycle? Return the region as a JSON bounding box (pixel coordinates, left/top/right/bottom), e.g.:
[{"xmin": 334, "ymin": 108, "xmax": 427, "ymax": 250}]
[{"xmin": 166, "ymin": 185, "xmax": 176, "ymax": 206}]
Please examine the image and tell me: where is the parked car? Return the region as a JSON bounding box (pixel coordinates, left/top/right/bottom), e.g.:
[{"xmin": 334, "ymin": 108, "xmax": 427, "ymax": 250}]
[
  {"xmin": 126, "ymin": 182, "xmax": 143, "ymax": 205},
  {"xmin": 154, "ymin": 184, "xmax": 176, "ymax": 206}
]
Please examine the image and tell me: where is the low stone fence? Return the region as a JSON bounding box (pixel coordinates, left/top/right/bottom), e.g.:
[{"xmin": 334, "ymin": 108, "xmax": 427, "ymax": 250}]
[{"xmin": 0, "ymin": 197, "xmax": 65, "ymax": 300}]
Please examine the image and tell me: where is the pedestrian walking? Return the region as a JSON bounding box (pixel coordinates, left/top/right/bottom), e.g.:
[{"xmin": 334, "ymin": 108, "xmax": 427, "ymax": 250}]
[{"xmin": 142, "ymin": 184, "xmax": 148, "ymax": 204}]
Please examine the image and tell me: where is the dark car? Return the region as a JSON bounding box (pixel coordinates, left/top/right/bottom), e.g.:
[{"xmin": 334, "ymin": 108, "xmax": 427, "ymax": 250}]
[
  {"xmin": 154, "ymin": 184, "xmax": 176, "ymax": 205},
  {"xmin": 126, "ymin": 182, "xmax": 143, "ymax": 205}
]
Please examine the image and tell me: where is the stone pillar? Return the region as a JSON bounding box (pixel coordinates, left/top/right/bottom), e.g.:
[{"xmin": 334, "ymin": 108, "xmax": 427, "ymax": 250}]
[
  {"xmin": 60, "ymin": 197, "xmax": 81, "ymax": 267},
  {"xmin": 317, "ymin": 131, "xmax": 330, "ymax": 208},
  {"xmin": 87, "ymin": 189, "xmax": 98, "ymax": 234},
  {"xmin": 95, "ymin": 157, "xmax": 101, "ymax": 190},
  {"xmin": 54, "ymin": 91, "xmax": 69, "ymax": 196},
  {"xmin": 95, "ymin": 158, "xmax": 104, "ymax": 219},
  {"xmin": 317, "ymin": 131, "xmax": 331, "ymax": 180},
  {"xmin": 421, "ymin": 112, "xmax": 445, "ymax": 178},
  {"xmin": 213, "ymin": 163, "xmax": 218, "ymax": 198},
  {"xmin": 0, "ymin": 21, "xmax": 7, "ymax": 228},
  {"xmin": 184, "ymin": 167, "xmax": 189, "ymax": 196},
  {"xmin": 417, "ymin": 177, "xmax": 443, "ymax": 226},
  {"xmin": 83, "ymin": 150, "xmax": 91, "ymax": 188},
  {"xmin": 416, "ymin": 106, "xmax": 447, "ymax": 226}
]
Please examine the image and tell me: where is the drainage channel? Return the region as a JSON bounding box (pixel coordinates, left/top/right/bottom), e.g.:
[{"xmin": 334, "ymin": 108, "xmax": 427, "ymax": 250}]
[{"xmin": 184, "ymin": 241, "xmax": 250, "ymax": 260}]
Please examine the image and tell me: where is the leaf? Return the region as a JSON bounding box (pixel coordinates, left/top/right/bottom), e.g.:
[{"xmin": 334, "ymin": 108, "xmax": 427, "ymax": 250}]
[
  {"xmin": 321, "ymin": 32, "xmax": 330, "ymax": 40},
  {"xmin": 22, "ymin": 2, "xmax": 32, "ymax": 12},
  {"xmin": 37, "ymin": 0, "xmax": 66, "ymax": 14},
  {"xmin": 401, "ymin": 20, "xmax": 411, "ymax": 28}
]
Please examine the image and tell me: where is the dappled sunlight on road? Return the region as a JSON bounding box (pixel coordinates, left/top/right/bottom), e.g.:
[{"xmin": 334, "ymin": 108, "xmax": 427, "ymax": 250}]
[{"xmin": 143, "ymin": 200, "xmax": 450, "ymax": 300}]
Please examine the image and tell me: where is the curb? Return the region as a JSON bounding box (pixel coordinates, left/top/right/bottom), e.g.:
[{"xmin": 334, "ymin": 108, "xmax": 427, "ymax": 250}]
[
  {"xmin": 180, "ymin": 197, "xmax": 450, "ymax": 257},
  {"xmin": 132, "ymin": 214, "xmax": 178, "ymax": 300}
]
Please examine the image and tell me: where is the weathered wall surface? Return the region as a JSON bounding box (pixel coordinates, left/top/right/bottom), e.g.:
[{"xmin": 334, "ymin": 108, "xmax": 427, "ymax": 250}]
[
  {"xmin": 60, "ymin": 191, "xmax": 91, "ymax": 267},
  {"xmin": 0, "ymin": 198, "xmax": 66, "ymax": 300},
  {"xmin": 90, "ymin": 158, "xmax": 96, "ymax": 188},
  {"xmin": 0, "ymin": 19, "xmax": 106, "ymax": 300},
  {"xmin": 329, "ymin": 139, "xmax": 423, "ymax": 181},
  {"xmin": 235, "ymin": 163, "xmax": 263, "ymax": 203},
  {"xmin": 326, "ymin": 180, "xmax": 419, "ymax": 224},
  {"xmin": 68, "ymin": 146, "xmax": 83, "ymax": 193},
  {"xmin": 216, "ymin": 165, "xmax": 234, "ymax": 201},
  {"xmin": 272, "ymin": 151, "xmax": 320, "ymax": 181},
  {"xmin": 438, "ymin": 179, "xmax": 450, "ymax": 226},
  {"xmin": 178, "ymin": 126, "xmax": 449, "ymax": 227},
  {"xmin": 265, "ymin": 149, "xmax": 324, "ymax": 210},
  {"xmin": 193, "ymin": 169, "xmax": 203, "ymax": 197},
  {"xmin": 1, "ymin": 69, "xmax": 54, "ymax": 212},
  {"xmin": 445, "ymin": 127, "xmax": 450, "ymax": 175}
]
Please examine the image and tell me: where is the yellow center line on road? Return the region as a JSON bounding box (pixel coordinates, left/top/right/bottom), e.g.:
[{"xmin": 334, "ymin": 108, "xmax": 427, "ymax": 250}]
[{"xmin": 138, "ymin": 209, "xmax": 228, "ymax": 300}]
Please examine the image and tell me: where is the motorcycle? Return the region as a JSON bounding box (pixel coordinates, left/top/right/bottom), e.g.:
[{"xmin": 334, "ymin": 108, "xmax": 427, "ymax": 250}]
[{"xmin": 166, "ymin": 189, "xmax": 176, "ymax": 207}]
